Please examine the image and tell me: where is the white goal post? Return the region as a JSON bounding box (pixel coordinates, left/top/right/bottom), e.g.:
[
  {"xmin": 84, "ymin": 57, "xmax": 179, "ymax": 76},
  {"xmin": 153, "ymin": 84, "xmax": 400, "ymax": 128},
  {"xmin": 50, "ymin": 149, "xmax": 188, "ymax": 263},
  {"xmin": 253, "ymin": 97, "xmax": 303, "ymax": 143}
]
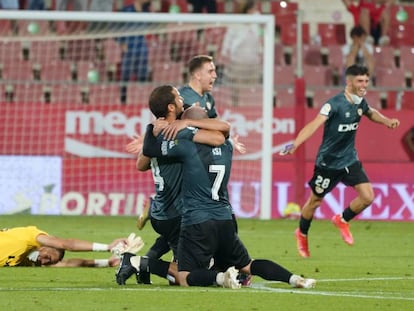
[{"xmin": 0, "ymin": 10, "xmax": 274, "ymax": 219}]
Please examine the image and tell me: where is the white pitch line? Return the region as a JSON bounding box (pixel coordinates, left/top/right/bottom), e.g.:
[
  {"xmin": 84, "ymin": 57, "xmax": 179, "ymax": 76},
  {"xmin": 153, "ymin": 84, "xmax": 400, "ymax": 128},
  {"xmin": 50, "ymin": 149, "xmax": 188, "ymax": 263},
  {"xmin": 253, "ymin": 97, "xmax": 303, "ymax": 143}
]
[{"xmin": 0, "ymin": 276, "xmax": 413, "ymax": 301}]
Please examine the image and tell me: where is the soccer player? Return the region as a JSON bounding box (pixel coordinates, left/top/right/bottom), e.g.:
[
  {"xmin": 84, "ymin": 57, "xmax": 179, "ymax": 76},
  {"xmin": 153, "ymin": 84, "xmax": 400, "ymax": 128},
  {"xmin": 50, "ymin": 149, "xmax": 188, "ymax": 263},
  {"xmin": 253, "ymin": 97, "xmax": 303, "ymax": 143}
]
[
  {"xmin": 117, "ymin": 85, "xmax": 316, "ymax": 289},
  {"xmin": 0, "ymin": 226, "xmax": 128, "ymax": 267},
  {"xmin": 284, "ymin": 65, "xmax": 400, "ymax": 258},
  {"xmin": 178, "ymin": 54, "xmax": 218, "ymax": 118}
]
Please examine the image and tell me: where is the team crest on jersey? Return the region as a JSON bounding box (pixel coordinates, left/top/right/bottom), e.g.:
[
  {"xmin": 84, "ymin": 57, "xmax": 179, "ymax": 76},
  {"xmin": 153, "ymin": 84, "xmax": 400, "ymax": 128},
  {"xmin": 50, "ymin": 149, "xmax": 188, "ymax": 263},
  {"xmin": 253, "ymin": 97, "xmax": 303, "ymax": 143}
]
[
  {"xmin": 206, "ymin": 101, "xmax": 212, "ymax": 110},
  {"xmin": 345, "ymin": 112, "xmax": 350, "ymax": 118},
  {"xmin": 357, "ymin": 108, "xmax": 363, "ymax": 116}
]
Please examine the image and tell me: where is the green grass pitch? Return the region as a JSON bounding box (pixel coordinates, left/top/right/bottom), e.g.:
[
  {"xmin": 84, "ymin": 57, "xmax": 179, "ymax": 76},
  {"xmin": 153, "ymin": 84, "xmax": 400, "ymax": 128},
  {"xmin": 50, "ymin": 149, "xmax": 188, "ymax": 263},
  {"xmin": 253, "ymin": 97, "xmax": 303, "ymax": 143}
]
[{"xmin": 0, "ymin": 215, "xmax": 413, "ymax": 311}]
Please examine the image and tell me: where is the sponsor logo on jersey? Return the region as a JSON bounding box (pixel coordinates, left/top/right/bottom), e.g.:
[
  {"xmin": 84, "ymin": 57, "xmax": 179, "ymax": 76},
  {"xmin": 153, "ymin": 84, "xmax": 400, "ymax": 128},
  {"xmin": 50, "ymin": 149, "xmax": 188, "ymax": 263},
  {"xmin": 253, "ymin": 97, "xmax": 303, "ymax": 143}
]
[{"xmin": 338, "ymin": 122, "xmax": 359, "ymax": 132}]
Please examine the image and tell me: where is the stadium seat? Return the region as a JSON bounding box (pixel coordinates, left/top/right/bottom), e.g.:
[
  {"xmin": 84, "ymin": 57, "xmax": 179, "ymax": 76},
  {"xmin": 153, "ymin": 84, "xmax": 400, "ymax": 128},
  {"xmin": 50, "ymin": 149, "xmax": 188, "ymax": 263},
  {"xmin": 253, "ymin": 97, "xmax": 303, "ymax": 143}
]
[
  {"xmin": 373, "ymin": 46, "xmax": 397, "ymax": 70},
  {"xmin": 317, "ymin": 23, "xmax": 346, "ymax": 45},
  {"xmin": 271, "ymin": 1, "xmax": 299, "ymax": 19},
  {"xmin": 280, "ymin": 22, "xmax": 310, "ymax": 46},
  {"xmin": 303, "ymin": 45, "xmax": 323, "ymax": 66},
  {"xmin": 2, "ymin": 61, "xmax": 34, "ymax": 81},
  {"xmin": 40, "ymin": 60, "xmax": 73, "ymax": 82},
  {"xmin": 151, "ymin": 61, "xmax": 185, "ymax": 84},
  {"xmin": 48, "ymin": 84, "xmax": 84, "ymax": 104},
  {"xmin": 274, "ymin": 65, "xmax": 296, "ymax": 87},
  {"xmin": 88, "ymin": 84, "xmax": 121, "ymax": 105},
  {"xmin": 102, "ymin": 39, "xmax": 122, "ymax": 65},
  {"xmin": 12, "ymin": 83, "xmax": 45, "ymax": 103},
  {"xmin": 65, "ymin": 39, "xmax": 97, "ymax": 61},
  {"xmin": 147, "ymin": 39, "xmax": 172, "ymax": 66},
  {"xmin": 324, "ymin": 45, "xmax": 344, "ymax": 71},
  {"xmin": 125, "ymin": 83, "xmax": 154, "ymax": 106},
  {"xmin": 0, "ymin": 19, "xmax": 14, "ymax": 36},
  {"xmin": 398, "ymin": 46, "xmax": 414, "ymax": 69},
  {"xmin": 28, "ymin": 41, "xmax": 62, "ymax": 62},
  {"xmin": 303, "ymin": 65, "xmax": 333, "ymax": 87},
  {"xmin": 0, "ymin": 41, "xmax": 23, "ymax": 63},
  {"xmin": 389, "ymin": 23, "xmax": 414, "ymax": 47},
  {"xmin": 274, "ymin": 87, "xmax": 295, "ymax": 108},
  {"xmin": 364, "ymin": 89, "xmax": 388, "ymax": 110},
  {"xmin": 307, "ymin": 88, "xmax": 338, "ymax": 109},
  {"xmin": 375, "ymin": 67, "xmax": 407, "ymax": 89}
]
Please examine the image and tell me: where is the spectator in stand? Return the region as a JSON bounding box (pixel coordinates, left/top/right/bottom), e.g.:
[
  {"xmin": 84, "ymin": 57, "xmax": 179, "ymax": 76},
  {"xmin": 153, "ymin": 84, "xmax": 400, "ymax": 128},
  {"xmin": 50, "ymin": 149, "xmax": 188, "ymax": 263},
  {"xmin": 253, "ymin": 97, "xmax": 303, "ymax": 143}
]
[
  {"xmin": 342, "ymin": 0, "xmax": 395, "ymax": 46},
  {"xmin": 0, "ymin": 0, "xmax": 19, "ymax": 9},
  {"xmin": 27, "ymin": 0, "xmax": 45, "ymax": 9},
  {"xmin": 55, "ymin": 0, "xmax": 88, "ymax": 11},
  {"xmin": 87, "ymin": 0, "xmax": 114, "ymax": 31},
  {"xmin": 118, "ymin": 0, "xmax": 151, "ymax": 104},
  {"xmin": 220, "ymin": 0, "xmax": 263, "ymax": 105},
  {"xmin": 188, "ymin": 0, "xmax": 217, "ymax": 13},
  {"xmin": 342, "ymin": 25, "xmax": 375, "ymax": 82}
]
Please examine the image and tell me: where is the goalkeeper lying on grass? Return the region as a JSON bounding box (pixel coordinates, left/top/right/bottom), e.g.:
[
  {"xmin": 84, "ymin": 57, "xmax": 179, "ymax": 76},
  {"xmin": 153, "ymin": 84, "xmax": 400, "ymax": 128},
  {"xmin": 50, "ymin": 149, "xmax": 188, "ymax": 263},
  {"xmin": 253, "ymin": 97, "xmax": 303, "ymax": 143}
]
[{"xmin": 0, "ymin": 226, "xmax": 142, "ymax": 267}]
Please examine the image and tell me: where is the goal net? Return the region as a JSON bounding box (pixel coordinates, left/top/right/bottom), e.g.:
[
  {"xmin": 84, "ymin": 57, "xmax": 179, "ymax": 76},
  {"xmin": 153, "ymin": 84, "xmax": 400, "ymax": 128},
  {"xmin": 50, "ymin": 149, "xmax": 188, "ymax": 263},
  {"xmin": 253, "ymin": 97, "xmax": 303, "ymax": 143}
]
[{"xmin": 0, "ymin": 10, "xmax": 274, "ymax": 219}]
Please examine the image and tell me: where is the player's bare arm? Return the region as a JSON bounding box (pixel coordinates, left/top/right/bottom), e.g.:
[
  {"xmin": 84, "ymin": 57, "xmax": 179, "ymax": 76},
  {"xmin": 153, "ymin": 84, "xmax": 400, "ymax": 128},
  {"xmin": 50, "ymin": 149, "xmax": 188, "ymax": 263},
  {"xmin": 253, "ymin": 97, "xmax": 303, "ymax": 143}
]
[
  {"xmin": 365, "ymin": 107, "xmax": 400, "ymax": 129},
  {"xmin": 290, "ymin": 114, "xmax": 327, "ymax": 154},
  {"xmin": 193, "ymin": 129, "xmax": 226, "ymax": 146},
  {"xmin": 161, "ymin": 118, "xmax": 230, "ymax": 140}
]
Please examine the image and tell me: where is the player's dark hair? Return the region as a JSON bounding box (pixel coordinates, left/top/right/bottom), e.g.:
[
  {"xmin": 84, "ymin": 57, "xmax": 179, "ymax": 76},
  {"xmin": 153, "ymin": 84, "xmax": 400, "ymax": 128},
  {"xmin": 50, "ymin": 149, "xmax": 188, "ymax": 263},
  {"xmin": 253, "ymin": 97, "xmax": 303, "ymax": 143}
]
[
  {"xmin": 149, "ymin": 85, "xmax": 175, "ymax": 118},
  {"xmin": 350, "ymin": 25, "xmax": 366, "ymax": 38},
  {"xmin": 188, "ymin": 55, "xmax": 213, "ymax": 75},
  {"xmin": 57, "ymin": 248, "xmax": 65, "ymax": 261},
  {"xmin": 345, "ymin": 64, "xmax": 370, "ymax": 77}
]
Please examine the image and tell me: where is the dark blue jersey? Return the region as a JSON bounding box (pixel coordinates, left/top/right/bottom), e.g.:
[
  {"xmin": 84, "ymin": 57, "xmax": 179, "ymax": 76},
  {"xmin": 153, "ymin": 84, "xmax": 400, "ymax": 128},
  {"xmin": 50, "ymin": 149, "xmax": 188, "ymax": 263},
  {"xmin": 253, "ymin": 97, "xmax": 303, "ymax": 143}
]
[
  {"xmin": 143, "ymin": 126, "xmax": 196, "ymax": 221},
  {"xmin": 316, "ymin": 92, "xmax": 370, "ymax": 169},
  {"xmin": 178, "ymin": 85, "xmax": 218, "ymax": 118},
  {"xmin": 143, "ymin": 127, "xmax": 233, "ymax": 226}
]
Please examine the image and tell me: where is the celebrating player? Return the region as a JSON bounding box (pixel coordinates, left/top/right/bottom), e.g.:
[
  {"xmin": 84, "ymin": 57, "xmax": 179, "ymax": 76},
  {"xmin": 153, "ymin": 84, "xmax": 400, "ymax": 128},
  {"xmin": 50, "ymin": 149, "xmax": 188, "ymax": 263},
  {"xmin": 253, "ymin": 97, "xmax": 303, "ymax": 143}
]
[{"xmin": 283, "ymin": 65, "xmax": 400, "ymax": 258}]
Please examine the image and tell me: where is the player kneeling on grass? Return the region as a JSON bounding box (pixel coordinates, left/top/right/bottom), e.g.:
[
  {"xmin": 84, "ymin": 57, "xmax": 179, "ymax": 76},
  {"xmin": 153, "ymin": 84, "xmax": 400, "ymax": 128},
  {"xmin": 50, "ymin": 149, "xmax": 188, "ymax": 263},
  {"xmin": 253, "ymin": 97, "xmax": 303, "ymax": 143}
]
[{"xmin": 0, "ymin": 226, "xmax": 132, "ymax": 267}]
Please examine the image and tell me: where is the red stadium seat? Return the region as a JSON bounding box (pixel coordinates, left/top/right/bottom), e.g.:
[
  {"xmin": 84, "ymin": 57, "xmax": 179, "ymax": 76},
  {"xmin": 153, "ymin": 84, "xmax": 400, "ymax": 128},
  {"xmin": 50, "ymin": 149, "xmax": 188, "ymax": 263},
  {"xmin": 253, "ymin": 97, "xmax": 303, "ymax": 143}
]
[
  {"xmin": 40, "ymin": 60, "xmax": 73, "ymax": 82},
  {"xmin": 280, "ymin": 22, "xmax": 310, "ymax": 46},
  {"xmin": 324, "ymin": 45, "xmax": 344, "ymax": 71},
  {"xmin": 274, "ymin": 65, "xmax": 295, "ymax": 87},
  {"xmin": 2, "ymin": 61, "xmax": 34, "ymax": 81},
  {"xmin": 274, "ymin": 87, "xmax": 295, "ymax": 108},
  {"xmin": 151, "ymin": 61, "xmax": 185, "ymax": 84},
  {"xmin": 48, "ymin": 84, "xmax": 84, "ymax": 104},
  {"xmin": 76, "ymin": 61, "xmax": 105, "ymax": 82},
  {"xmin": 102, "ymin": 39, "xmax": 122, "ymax": 65},
  {"xmin": 389, "ymin": 23, "xmax": 414, "ymax": 47},
  {"xmin": 398, "ymin": 46, "xmax": 414, "ymax": 69},
  {"xmin": 317, "ymin": 23, "xmax": 346, "ymax": 45},
  {"xmin": 28, "ymin": 41, "xmax": 62, "ymax": 62},
  {"xmin": 0, "ymin": 41, "xmax": 23, "ymax": 63},
  {"xmin": 364, "ymin": 89, "xmax": 388, "ymax": 110},
  {"xmin": 303, "ymin": 45, "xmax": 323, "ymax": 66},
  {"xmin": 373, "ymin": 46, "xmax": 397, "ymax": 70},
  {"xmin": 125, "ymin": 83, "xmax": 154, "ymax": 106},
  {"xmin": 375, "ymin": 67, "xmax": 407, "ymax": 88},
  {"xmin": 303, "ymin": 65, "xmax": 333, "ymax": 87},
  {"xmin": 0, "ymin": 19, "xmax": 14, "ymax": 36},
  {"xmin": 12, "ymin": 83, "xmax": 45, "ymax": 103},
  {"xmin": 307, "ymin": 88, "xmax": 338, "ymax": 109},
  {"xmin": 88, "ymin": 84, "xmax": 121, "ymax": 105}
]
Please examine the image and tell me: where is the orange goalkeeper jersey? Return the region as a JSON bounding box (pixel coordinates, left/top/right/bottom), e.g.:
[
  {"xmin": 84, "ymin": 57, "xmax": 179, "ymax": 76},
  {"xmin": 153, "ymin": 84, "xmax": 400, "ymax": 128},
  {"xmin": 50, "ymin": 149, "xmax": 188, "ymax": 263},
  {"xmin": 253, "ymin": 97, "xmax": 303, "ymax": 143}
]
[{"xmin": 0, "ymin": 226, "xmax": 47, "ymax": 267}]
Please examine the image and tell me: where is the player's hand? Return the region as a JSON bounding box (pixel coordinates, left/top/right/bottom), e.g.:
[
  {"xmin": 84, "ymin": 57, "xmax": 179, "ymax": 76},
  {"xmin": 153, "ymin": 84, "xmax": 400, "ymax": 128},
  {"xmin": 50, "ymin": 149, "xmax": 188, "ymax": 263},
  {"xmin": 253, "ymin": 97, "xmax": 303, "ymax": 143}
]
[
  {"xmin": 111, "ymin": 233, "xmax": 144, "ymax": 256},
  {"xmin": 125, "ymin": 134, "xmax": 143, "ymax": 154},
  {"xmin": 387, "ymin": 118, "xmax": 400, "ymax": 129},
  {"xmin": 231, "ymin": 135, "xmax": 246, "ymax": 154},
  {"xmin": 108, "ymin": 255, "xmax": 120, "ymax": 267},
  {"xmin": 279, "ymin": 143, "xmax": 296, "ymax": 156},
  {"xmin": 161, "ymin": 120, "xmax": 188, "ymax": 140}
]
